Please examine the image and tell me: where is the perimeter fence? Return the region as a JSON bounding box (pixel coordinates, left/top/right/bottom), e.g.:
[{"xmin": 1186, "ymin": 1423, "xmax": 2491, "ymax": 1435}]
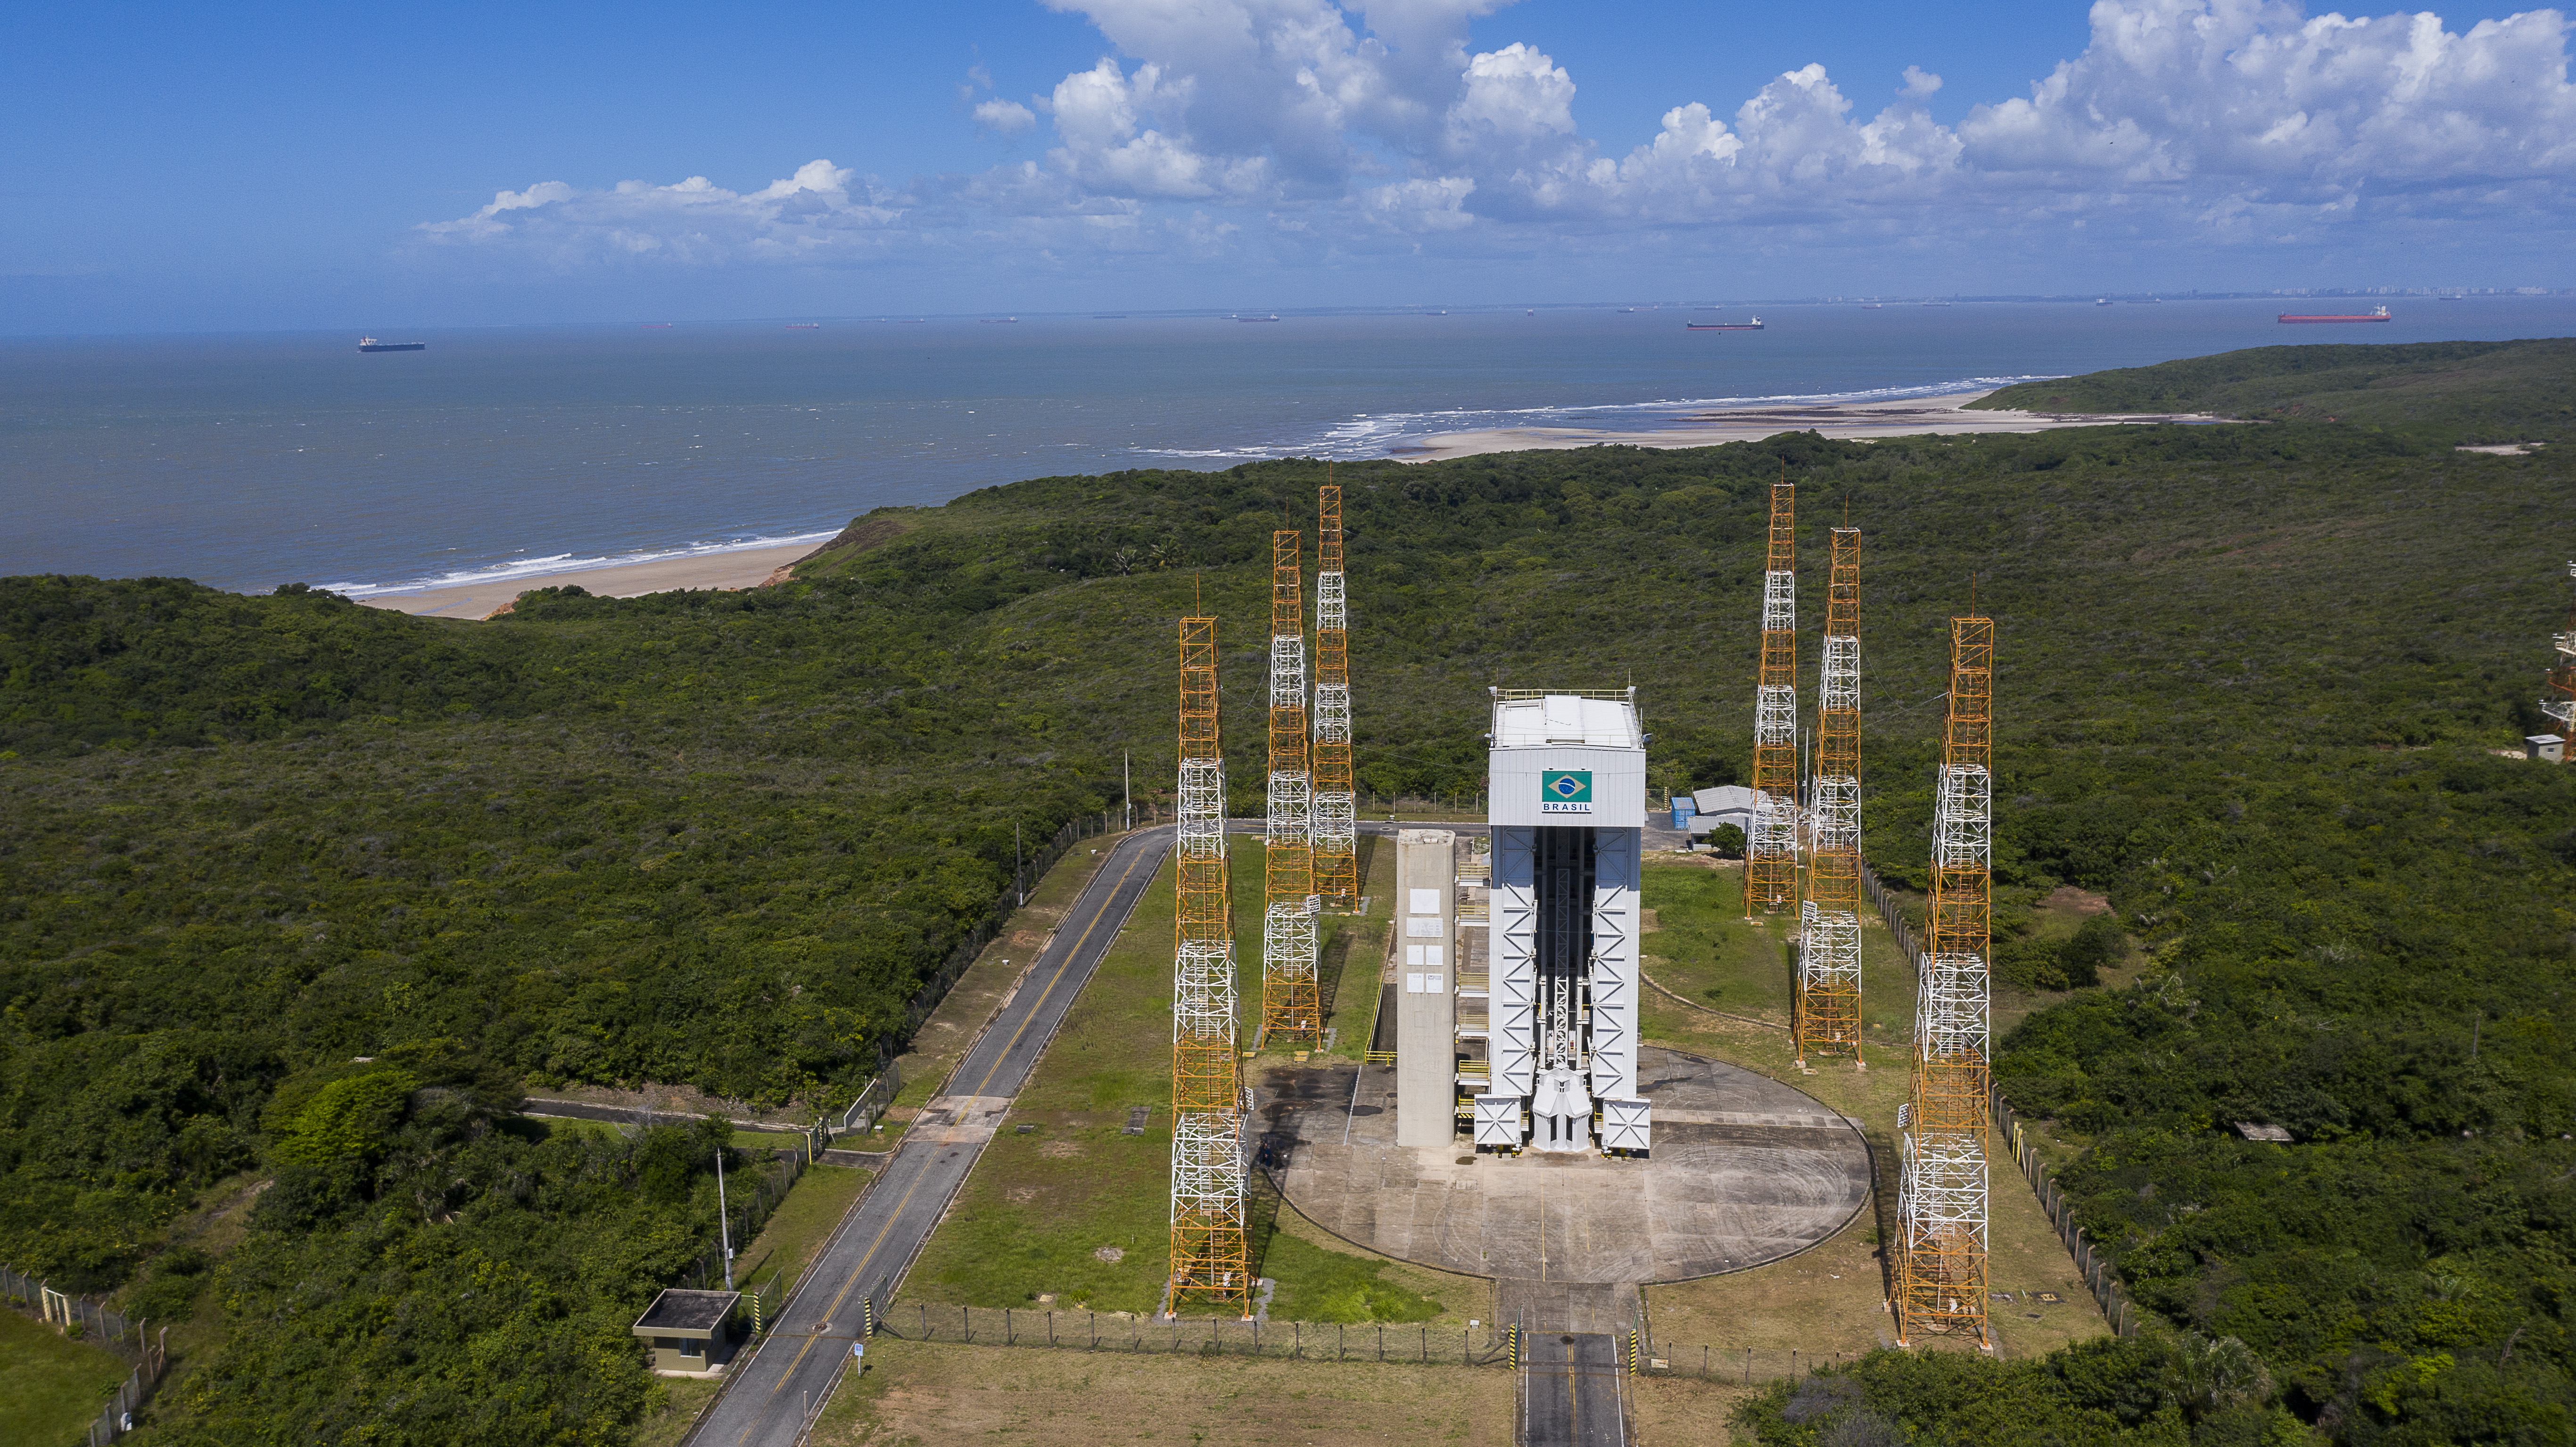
[
  {"xmin": 880, "ymin": 1302, "xmax": 1871, "ymax": 1382},
  {"xmin": 673, "ymin": 1148, "xmax": 808, "ymax": 1296},
  {"xmin": 3, "ymin": 1266, "xmax": 172, "ymax": 1443},
  {"xmin": 1857, "ymin": 863, "xmax": 2145, "ymax": 1339}
]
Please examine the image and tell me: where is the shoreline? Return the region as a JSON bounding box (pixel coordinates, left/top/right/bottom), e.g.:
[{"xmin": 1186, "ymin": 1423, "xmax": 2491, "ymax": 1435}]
[
  {"xmin": 1388, "ymin": 389, "xmax": 2232, "ymax": 461},
  {"xmin": 353, "ymin": 391, "xmax": 2229, "ymax": 619},
  {"xmin": 355, "ymin": 541, "xmax": 819, "ymax": 619}
]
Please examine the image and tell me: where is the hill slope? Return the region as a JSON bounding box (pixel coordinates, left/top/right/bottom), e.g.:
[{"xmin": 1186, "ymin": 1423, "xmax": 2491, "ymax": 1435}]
[
  {"xmin": 5, "ymin": 395, "xmax": 2575, "ymax": 1441},
  {"xmin": 1969, "ymin": 336, "xmax": 2576, "ymax": 442}
]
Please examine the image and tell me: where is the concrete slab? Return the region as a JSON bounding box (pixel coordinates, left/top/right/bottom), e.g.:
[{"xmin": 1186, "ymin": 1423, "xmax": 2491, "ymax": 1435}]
[{"xmin": 1261, "ymin": 1045, "xmax": 1869, "ymax": 1290}]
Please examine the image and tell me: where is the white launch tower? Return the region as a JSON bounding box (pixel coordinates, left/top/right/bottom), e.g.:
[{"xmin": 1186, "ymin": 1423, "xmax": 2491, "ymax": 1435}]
[{"xmin": 1475, "ymin": 689, "xmax": 1651, "ymax": 1155}]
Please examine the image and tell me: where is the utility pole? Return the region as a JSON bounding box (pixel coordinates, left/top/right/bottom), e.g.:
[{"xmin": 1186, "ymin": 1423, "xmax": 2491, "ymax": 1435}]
[
  {"xmin": 1016, "ymin": 821, "xmax": 1025, "ymax": 906},
  {"xmin": 1124, "ymin": 749, "xmax": 1133, "ymax": 831},
  {"xmin": 716, "ymin": 1142, "xmax": 734, "ymax": 1291}
]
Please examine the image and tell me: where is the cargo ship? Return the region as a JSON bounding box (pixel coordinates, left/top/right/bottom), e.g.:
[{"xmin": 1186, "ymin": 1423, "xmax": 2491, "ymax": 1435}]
[
  {"xmin": 356, "ymin": 337, "xmax": 424, "ymax": 352},
  {"xmin": 2278, "ymin": 305, "xmax": 2391, "ymax": 323},
  {"xmin": 1686, "ymin": 318, "xmax": 1765, "ymax": 330}
]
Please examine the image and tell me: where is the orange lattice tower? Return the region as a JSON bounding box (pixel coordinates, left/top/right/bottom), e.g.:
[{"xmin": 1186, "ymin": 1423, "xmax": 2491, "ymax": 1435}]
[
  {"xmin": 1261, "ymin": 529, "xmax": 1320, "ymax": 1043},
  {"xmin": 1796, "ymin": 526, "xmax": 1864, "ymax": 1064},
  {"xmin": 1894, "ymin": 614, "xmax": 1995, "ymax": 1348},
  {"xmin": 1171, "ymin": 615, "xmax": 1251, "ymax": 1311},
  {"xmin": 1312, "ymin": 483, "xmax": 1358, "ymax": 909},
  {"xmin": 1747, "ymin": 477, "xmax": 1800, "ymax": 915},
  {"xmin": 2544, "ymin": 561, "xmax": 2576, "ymax": 759}
]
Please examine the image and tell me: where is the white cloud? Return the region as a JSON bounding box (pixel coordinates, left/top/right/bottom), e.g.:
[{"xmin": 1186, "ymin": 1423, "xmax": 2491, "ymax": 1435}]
[
  {"xmin": 421, "ymin": 0, "xmax": 2576, "ymax": 273},
  {"xmin": 974, "ymin": 98, "xmax": 1040, "ymax": 136}
]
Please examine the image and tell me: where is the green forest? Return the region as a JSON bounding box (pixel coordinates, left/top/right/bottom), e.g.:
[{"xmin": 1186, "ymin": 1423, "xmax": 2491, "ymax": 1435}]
[{"xmin": 5, "ymin": 338, "xmax": 2574, "ymax": 1442}]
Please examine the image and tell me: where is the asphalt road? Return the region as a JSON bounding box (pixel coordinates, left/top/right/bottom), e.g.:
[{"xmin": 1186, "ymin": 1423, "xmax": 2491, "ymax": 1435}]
[
  {"xmin": 687, "ymin": 826, "xmax": 1172, "ymax": 1447},
  {"xmin": 1520, "ymin": 1331, "xmax": 1631, "ymax": 1447}
]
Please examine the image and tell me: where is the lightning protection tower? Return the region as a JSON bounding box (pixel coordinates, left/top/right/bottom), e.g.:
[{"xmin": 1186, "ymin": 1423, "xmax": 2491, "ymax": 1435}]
[
  {"xmin": 2544, "ymin": 560, "xmax": 2576, "ymax": 758},
  {"xmin": 1261, "ymin": 530, "xmax": 1321, "ymax": 1044},
  {"xmin": 1895, "ymin": 614, "xmax": 1995, "ymax": 1348},
  {"xmin": 1172, "ymin": 616, "xmax": 1251, "ymax": 1312},
  {"xmin": 1797, "ymin": 526, "xmax": 1864, "ymax": 1064},
  {"xmin": 1747, "ymin": 477, "xmax": 1800, "ymax": 916},
  {"xmin": 1312, "ymin": 484, "xmax": 1359, "ymax": 910}
]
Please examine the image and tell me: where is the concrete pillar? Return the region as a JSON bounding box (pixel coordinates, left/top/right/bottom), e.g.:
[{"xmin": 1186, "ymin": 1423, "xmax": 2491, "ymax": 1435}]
[{"xmin": 1395, "ymin": 830, "xmax": 1458, "ymax": 1148}]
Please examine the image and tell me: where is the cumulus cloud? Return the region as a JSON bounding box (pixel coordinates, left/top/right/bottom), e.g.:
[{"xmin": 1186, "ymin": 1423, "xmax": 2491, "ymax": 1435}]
[
  {"xmin": 421, "ymin": 0, "xmax": 2576, "ymax": 271},
  {"xmin": 974, "ymin": 98, "xmax": 1039, "ymax": 136}
]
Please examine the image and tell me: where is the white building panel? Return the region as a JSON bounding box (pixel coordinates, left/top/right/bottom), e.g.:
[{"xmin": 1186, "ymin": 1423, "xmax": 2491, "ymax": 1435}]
[
  {"xmin": 1489, "ymin": 825, "xmax": 1538, "ymax": 1097},
  {"xmin": 1473, "ymin": 1094, "xmax": 1523, "ymax": 1148},
  {"xmin": 1587, "ymin": 825, "xmax": 1641, "ymax": 1106},
  {"xmin": 1600, "ymin": 1096, "xmax": 1651, "ymax": 1152}
]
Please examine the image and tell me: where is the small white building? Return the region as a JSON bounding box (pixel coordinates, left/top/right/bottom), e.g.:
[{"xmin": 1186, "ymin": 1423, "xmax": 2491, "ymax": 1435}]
[
  {"xmin": 1686, "ymin": 785, "xmax": 1758, "ymax": 839},
  {"xmin": 2526, "ymin": 734, "xmax": 2566, "ymax": 763}
]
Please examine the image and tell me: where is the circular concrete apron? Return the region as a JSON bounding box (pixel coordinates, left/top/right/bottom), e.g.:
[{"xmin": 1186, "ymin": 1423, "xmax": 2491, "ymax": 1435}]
[{"xmin": 1260, "ymin": 1044, "xmax": 1872, "ymax": 1284}]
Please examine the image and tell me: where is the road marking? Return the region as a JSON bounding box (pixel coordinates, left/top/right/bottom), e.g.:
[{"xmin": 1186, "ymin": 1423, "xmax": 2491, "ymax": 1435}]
[
  {"xmin": 961, "ymin": 839, "xmax": 1154, "ymax": 1100},
  {"xmin": 726, "ymin": 834, "xmax": 1161, "ymax": 1447}
]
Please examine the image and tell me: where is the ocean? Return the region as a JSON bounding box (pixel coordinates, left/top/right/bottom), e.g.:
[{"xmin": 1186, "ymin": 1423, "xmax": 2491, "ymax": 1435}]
[{"xmin": 4, "ymin": 297, "xmax": 2569, "ymax": 597}]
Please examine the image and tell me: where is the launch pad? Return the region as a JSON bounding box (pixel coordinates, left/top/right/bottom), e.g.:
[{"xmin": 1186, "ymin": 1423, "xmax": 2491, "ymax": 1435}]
[{"xmin": 1261, "ymin": 1045, "xmax": 1872, "ymax": 1291}]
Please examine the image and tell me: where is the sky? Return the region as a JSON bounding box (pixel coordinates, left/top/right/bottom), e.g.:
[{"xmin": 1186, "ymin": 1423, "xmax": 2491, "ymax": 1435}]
[{"xmin": 5, "ymin": 0, "xmax": 2573, "ymax": 332}]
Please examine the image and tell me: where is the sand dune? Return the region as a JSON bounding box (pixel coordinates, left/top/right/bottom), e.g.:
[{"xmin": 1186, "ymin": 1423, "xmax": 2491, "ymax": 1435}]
[{"xmin": 1391, "ymin": 389, "xmax": 2231, "ymax": 462}]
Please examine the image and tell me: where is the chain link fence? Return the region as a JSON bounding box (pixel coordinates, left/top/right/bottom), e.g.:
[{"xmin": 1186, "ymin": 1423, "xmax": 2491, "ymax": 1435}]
[{"xmin": 886, "ymin": 1301, "xmax": 1509, "ymax": 1365}]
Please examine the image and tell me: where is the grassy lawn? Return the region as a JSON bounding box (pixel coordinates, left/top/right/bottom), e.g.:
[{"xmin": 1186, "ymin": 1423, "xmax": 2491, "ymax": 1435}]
[
  {"xmin": 0, "ymin": 1310, "xmax": 131, "ymax": 1447},
  {"xmin": 906, "ymin": 838, "xmax": 1478, "ymax": 1321},
  {"xmin": 738, "ymin": 1164, "xmax": 873, "ymax": 1299},
  {"xmin": 810, "ymin": 1336, "xmax": 1523, "ymax": 1446},
  {"xmin": 1635, "ymin": 862, "xmax": 2112, "ymax": 1365},
  {"xmin": 885, "ymin": 832, "xmax": 1132, "ymax": 1119},
  {"xmin": 632, "ymin": 1377, "xmax": 724, "ymax": 1447}
]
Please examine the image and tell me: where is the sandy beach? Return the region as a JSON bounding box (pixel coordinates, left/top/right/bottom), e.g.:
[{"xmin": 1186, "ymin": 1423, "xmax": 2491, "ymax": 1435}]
[
  {"xmin": 1391, "ymin": 389, "xmax": 2231, "ymax": 462},
  {"xmin": 356, "ymin": 541, "xmax": 817, "ymax": 619}
]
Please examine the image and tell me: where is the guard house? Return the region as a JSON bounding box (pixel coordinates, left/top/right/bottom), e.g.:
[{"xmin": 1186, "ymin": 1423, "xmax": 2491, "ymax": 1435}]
[
  {"xmin": 2527, "ymin": 734, "xmax": 2566, "ymax": 763},
  {"xmin": 632, "ymin": 1288, "xmax": 740, "ymax": 1377},
  {"xmin": 1475, "ymin": 689, "xmax": 1650, "ymax": 1156}
]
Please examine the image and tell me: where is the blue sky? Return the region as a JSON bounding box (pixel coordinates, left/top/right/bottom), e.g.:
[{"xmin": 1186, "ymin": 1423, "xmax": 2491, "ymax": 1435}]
[{"xmin": 6, "ymin": 0, "xmax": 2571, "ymax": 332}]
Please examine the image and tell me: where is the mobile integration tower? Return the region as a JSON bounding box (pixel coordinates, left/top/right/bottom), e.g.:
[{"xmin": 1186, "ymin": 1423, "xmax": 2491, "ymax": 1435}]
[
  {"xmin": 1260, "ymin": 531, "xmax": 1321, "ymax": 1043},
  {"xmin": 1170, "ymin": 617, "xmax": 1251, "ymax": 1312},
  {"xmin": 1796, "ymin": 526, "xmax": 1865, "ymax": 1064},
  {"xmin": 1313, "ymin": 485, "xmax": 1359, "ymax": 907},
  {"xmin": 1748, "ymin": 479, "xmax": 1800, "ymax": 916},
  {"xmin": 1894, "ymin": 616, "xmax": 1995, "ymax": 1347},
  {"xmin": 1474, "ymin": 690, "xmax": 1652, "ymax": 1154}
]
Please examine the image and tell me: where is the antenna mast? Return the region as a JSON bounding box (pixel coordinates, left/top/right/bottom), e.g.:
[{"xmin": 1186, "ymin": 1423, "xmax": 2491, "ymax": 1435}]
[
  {"xmin": 1895, "ymin": 614, "xmax": 1995, "ymax": 1348},
  {"xmin": 1172, "ymin": 616, "xmax": 1251, "ymax": 1311},
  {"xmin": 1797, "ymin": 526, "xmax": 1864, "ymax": 1065},
  {"xmin": 1261, "ymin": 531, "xmax": 1321, "ymax": 1043},
  {"xmin": 1313, "ymin": 483, "xmax": 1358, "ymax": 908},
  {"xmin": 1748, "ymin": 477, "xmax": 1799, "ymax": 916}
]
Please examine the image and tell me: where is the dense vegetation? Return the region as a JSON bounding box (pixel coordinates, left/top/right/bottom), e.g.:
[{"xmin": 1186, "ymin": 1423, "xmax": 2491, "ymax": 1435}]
[
  {"xmin": 1972, "ymin": 337, "xmax": 2576, "ymax": 443},
  {"xmin": 4, "ymin": 338, "xmax": 2573, "ymax": 1441}
]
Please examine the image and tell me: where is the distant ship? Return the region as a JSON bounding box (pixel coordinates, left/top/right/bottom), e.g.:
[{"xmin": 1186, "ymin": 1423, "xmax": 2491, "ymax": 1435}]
[
  {"xmin": 1922, "ymin": 300, "xmax": 1952, "ymax": 307},
  {"xmin": 1859, "ymin": 302, "xmax": 1883, "ymax": 309},
  {"xmin": 1235, "ymin": 314, "xmax": 1280, "ymax": 322},
  {"xmin": 2279, "ymin": 305, "xmax": 2392, "ymax": 324},
  {"xmin": 357, "ymin": 337, "xmax": 423, "ymax": 352},
  {"xmin": 1686, "ymin": 318, "xmax": 1765, "ymax": 330},
  {"xmin": 2096, "ymin": 297, "xmax": 2113, "ymax": 306}
]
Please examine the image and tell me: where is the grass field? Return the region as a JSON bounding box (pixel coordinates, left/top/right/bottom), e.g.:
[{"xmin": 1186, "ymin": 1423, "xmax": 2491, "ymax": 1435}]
[
  {"xmin": 0, "ymin": 1310, "xmax": 131, "ymax": 1446},
  {"xmin": 905, "ymin": 837, "xmax": 1458, "ymax": 1320},
  {"xmin": 811, "ymin": 1336, "xmax": 1525, "ymax": 1446},
  {"xmin": 1632, "ymin": 861, "xmax": 2113, "ymax": 1364}
]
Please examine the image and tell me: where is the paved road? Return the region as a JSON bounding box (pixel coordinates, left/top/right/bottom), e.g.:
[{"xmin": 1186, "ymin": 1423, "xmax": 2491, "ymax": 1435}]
[
  {"xmin": 688, "ymin": 826, "xmax": 1172, "ymax": 1447},
  {"xmin": 1520, "ymin": 1331, "xmax": 1631, "ymax": 1447}
]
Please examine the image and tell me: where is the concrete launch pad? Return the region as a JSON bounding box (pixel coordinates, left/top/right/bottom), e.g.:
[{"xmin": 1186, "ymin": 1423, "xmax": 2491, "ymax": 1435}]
[{"xmin": 1260, "ymin": 1044, "xmax": 1872, "ymax": 1310}]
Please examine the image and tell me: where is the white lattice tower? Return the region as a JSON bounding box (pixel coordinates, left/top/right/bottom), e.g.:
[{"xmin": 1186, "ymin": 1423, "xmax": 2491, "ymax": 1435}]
[
  {"xmin": 1932, "ymin": 764, "xmax": 1991, "ymax": 878},
  {"xmin": 1262, "ymin": 531, "xmax": 1320, "ymax": 1043},
  {"xmin": 1750, "ymin": 683, "xmax": 1800, "ymax": 859}
]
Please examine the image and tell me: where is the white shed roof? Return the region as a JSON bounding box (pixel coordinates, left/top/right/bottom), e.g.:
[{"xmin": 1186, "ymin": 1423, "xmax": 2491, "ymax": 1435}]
[{"xmin": 1490, "ymin": 691, "xmax": 1641, "ymax": 749}]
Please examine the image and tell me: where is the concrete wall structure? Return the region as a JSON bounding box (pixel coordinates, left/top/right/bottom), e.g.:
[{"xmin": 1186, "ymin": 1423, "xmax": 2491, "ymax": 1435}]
[{"xmin": 1394, "ymin": 829, "xmax": 1458, "ymax": 1148}]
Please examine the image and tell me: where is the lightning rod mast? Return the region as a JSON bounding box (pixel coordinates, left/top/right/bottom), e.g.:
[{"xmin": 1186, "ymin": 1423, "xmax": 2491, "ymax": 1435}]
[{"xmin": 1171, "ymin": 615, "xmax": 1251, "ymax": 1312}]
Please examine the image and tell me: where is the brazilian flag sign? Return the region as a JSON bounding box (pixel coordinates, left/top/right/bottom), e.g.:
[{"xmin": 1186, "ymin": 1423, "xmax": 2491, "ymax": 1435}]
[{"xmin": 1540, "ymin": 770, "xmax": 1594, "ymax": 813}]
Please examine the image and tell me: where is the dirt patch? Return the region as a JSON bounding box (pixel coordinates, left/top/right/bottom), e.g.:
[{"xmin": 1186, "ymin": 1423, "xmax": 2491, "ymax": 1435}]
[
  {"xmin": 813, "ymin": 1338, "xmax": 1512, "ymax": 1447},
  {"xmin": 2038, "ymin": 885, "xmax": 2110, "ymax": 915},
  {"xmin": 1038, "ymin": 1140, "xmax": 1083, "ymax": 1159}
]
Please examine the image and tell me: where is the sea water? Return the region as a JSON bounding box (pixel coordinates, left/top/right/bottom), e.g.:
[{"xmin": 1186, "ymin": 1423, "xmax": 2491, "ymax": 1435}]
[{"xmin": 3, "ymin": 297, "xmax": 2569, "ymax": 596}]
